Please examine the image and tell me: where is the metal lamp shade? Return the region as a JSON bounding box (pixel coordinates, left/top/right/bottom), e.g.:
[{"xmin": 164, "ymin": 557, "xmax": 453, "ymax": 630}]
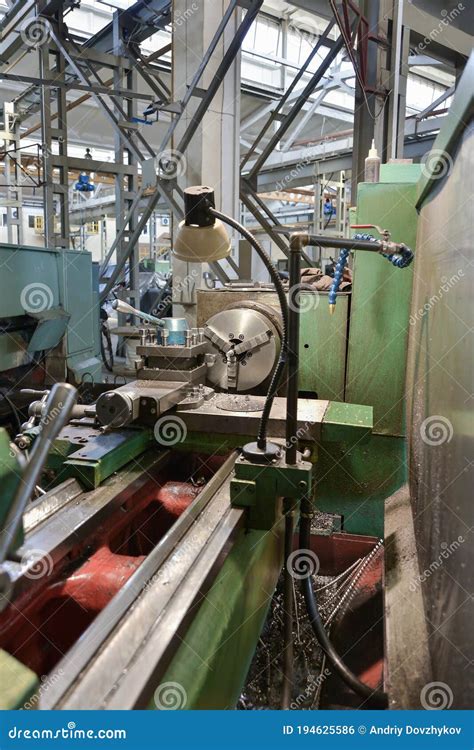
[{"xmin": 173, "ymin": 219, "xmax": 231, "ymax": 262}]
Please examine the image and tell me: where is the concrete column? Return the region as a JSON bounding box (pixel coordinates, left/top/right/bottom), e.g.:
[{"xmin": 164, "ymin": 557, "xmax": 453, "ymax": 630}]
[{"xmin": 172, "ymin": 0, "xmax": 241, "ymax": 323}]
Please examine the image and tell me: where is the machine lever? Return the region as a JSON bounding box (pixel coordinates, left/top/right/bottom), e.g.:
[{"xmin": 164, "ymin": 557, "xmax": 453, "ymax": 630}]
[
  {"xmin": 0, "ymin": 383, "xmax": 78, "ymax": 568},
  {"xmin": 112, "ymin": 299, "xmax": 165, "ymax": 328},
  {"xmin": 19, "ymin": 389, "xmax": 49, "ymax": 397}
]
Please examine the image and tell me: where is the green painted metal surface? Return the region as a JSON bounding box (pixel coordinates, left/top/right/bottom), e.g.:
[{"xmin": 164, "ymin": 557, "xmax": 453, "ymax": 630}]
[
  {"xmin": 321, "ymin": 401, "xmax": 372, "ymax": 443},
  {"xmin": 57, "ymin": 251, "xmax": 101, "ymax": 382},
  {"xmin": 345, "ymin": 171, "xmax": 420, "ymax": 436},
  {"xmin": 0, "ymin": 243, "xmax": 101, "ymax": 382},
  {"xmin": 50, "ymin": 427, "xmax": 153, "ymax": 489},
  {"xmin": 28, "ymin": 308, "xmax": 69, "ymax": 352},
  {"xmin": 231, "ymin": 455, "xmax": 312, "ymax": 530},
  {"xmin": 0, "ymin": 650, "xmax": 39, "ymax": 710},
  {"xmin": 417, "ymin": 53, "xmax": 474, "ymax": 208},
  {"xmin": 380, "ymin": 163, "xmax": 422, "ymax": 184},
  {"xmin": 0, "ymin": 244, "xmax": 61, "ymax": 319},
  {"xmin": 315, "ymin": 433, "xmax": 407, "ymax": 538},
  {"xmin": 299, "ymin": 292, "xmax": 348, "ymax": 400},
  {"xmin": 155, "ymin": 521, "xmax": 284, "ymax": 709},
  {"xmin": 0, "ymin": 428, "xmax": 23, "ymax": 549}
]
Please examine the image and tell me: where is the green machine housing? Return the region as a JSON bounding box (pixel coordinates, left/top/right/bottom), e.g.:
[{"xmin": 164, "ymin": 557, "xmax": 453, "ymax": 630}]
[
  {"xmin": 0, "ymin": 244, "xmax": 101, "ymax": 384},
  {"xmin": 315, "ymin": 163, "xmax": 421, "ymax": 538}
]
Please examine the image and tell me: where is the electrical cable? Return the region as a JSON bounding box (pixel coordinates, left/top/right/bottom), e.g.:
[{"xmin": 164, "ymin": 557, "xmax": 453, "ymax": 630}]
[
  {"xmin": 210, "ymin": 208, "xmax": 289, "ymax": 451},
  {"xmin": 328, "ymin": 0, "xmax": 390, "ymax": 123},
  {"xmin": 299, "ymin": 510, "xmax": 388, "ymax": 709}
]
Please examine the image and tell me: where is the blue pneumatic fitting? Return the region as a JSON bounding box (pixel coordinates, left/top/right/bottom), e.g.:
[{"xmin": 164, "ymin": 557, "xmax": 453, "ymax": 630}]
[
  {"xmin": 382, "ymin": 245, "xmax": 414, "ymax": 268},
  {"xmin": 328, "ymin": 231, "xmax": 413, "ymax": 314},
  {"xmin": 354, "ymin": 230, "xmax": 414, "ymax": 268},
  {"xmin": 352, "ymin": 231, "xmax": 414, "ymax": 268},
  {"xmin": 328, "ymin": 248, "xmax": 350, "ymax": 315}
]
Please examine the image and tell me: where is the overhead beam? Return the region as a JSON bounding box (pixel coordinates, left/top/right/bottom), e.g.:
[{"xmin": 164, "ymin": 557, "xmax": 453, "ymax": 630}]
[
  {"xmin": 248, "ymin": 25, "xmax": 346, "ymax": 178},
  {"xmin": 9, "ymin": 0, "xmax": 172, "ymax": 119},
  {"xmin": 284, "ymin": 0, "xmax": 333, "ymax": 20},
  {"xmin": 249, "ymin": 111, "xmax": 446, "ymax": 191},
  {"xmin": 402, "ymin": 3, "xmax": 473, "ymax": 63},
  {"xmin": 254, "ymin": 133, "xmax": 438, "ymax": 192}
]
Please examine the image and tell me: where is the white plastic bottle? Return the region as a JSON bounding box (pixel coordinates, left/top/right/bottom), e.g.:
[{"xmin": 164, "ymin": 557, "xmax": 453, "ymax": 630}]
[{"xmin": 365, "ymin": 139, "xmax": 381, "ymax": 182}]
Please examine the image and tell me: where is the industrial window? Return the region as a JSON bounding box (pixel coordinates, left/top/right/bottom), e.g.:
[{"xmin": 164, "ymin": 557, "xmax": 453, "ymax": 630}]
[{"xmin": 86, "ymin": 221, "xmax": 99, "ymax": 234}]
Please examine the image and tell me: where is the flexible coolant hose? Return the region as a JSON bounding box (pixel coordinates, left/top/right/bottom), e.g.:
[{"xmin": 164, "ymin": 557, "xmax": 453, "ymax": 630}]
[
  {"xmin": 210, "ymin": 208, "xmax": 289, "ymax": 451},
  {"xmin": 299, "ymin": 512, "xmax": 388, "ymax": 709}
]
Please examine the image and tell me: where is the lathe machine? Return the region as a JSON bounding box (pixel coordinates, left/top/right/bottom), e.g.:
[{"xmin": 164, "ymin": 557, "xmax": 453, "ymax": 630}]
[
  {"xmin": 0, "ymin": 277, "xmax": 381, "ymax": 710},
  {"xmin": 0, "ymin": 61, "xmax": 472, "ymax": 710}
]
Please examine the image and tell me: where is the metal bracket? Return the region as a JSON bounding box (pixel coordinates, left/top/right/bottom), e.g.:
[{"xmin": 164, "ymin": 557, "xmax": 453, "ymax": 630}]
[{"xmin": 230, "ymin": 450, "xmax": 312, "ymax": 530}]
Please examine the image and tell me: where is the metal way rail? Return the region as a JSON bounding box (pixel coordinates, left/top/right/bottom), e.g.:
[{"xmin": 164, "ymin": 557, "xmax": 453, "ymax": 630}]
[{"xmin": 42, "ymin": 452, "xmax": 242, "ymax": 709}]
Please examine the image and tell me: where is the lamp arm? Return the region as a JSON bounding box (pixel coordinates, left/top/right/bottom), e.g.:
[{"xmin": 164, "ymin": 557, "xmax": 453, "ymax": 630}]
[{"xmin": 209, "ymin": 208, "xmax": 289, "ymax": 452}]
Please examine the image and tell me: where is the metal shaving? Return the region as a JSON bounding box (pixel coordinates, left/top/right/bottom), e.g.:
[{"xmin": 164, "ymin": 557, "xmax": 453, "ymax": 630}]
[
  {"xmin": 238, "ymin": 571, "xmax": 345, "ymax": 710},
  {"xmin": 238, "ymin": 514, "xmax": 371, "ymax": 710}
]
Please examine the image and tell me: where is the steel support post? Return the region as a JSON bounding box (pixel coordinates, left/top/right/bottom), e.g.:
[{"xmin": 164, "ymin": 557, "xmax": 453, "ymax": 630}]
[
  {"xmin": 39, "ymin": 43, "xmax": 56, "ymax": 248},
  {"xmin": 37, "ymin": 7, "xmax": 71, "ymax": 249},
  {"xmin": 382, "ymin": 0, "xmax": 409, "ymax": 160},
  {"xmin": 113, "ymin": 12, "xmax": 140, "ymax": 316},
  {"xmin": 2, "ymin": 104, "xmax": 23, "ymax": 245},
  {"xmin": 55, "ymin": 42, "xmax": 70, "ymax": 246},
  {"xmin": 351, "ymin": 0, "xmax": 385, "ymax": 202}
]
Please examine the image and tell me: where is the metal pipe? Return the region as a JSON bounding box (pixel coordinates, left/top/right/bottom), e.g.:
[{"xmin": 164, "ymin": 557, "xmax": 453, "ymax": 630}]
[
  {"xmin": 390, "ymin": 0, "xmax": 404, "ymax": 160},
  {"xmin": 281, "ymin": 232, "xmax": 384, "ymax": 252},
  {"xmin": 0, "ymin": 384, "xmax": 77, "ymax": 568},
  {"xmin": 286, "ymin": 234, "xmax": 304, "ymax": 465},
  {"xmin": 282, "ymin": 236, "xmax": 303, "ymax": 707}
]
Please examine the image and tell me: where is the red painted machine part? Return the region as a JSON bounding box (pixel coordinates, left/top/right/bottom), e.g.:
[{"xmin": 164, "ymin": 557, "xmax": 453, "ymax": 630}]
[{"xmin": 0, "ymin": 467, "xmax": 209, "ymax": 677}]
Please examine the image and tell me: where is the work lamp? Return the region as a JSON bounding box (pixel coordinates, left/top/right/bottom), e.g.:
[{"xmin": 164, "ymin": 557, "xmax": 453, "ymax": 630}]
[{"xmin": 174, "ymin": 186, "xmax": 232, "ymax": 262}]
